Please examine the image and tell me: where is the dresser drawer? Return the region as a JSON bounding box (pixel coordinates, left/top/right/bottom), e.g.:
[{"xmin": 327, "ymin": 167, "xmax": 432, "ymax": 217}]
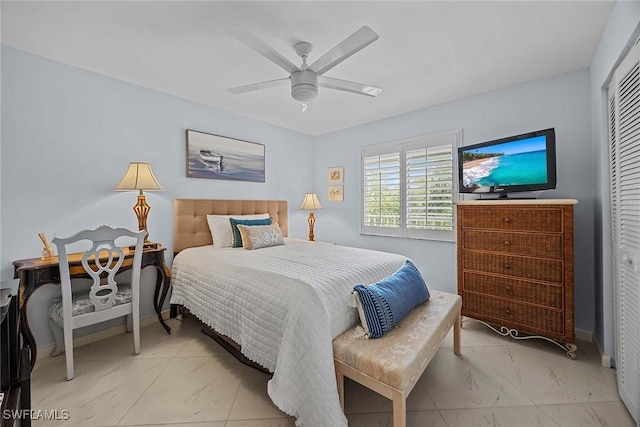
[
  {"xmin": 462, "ymin": 230, "xmax": 563, "ymax": 259},
  {"xmin": 462, "ymin": 272, "xmax": 563, "ymax": 309},
  {"xmin": 460, "ymin": 207, "xmax": 564, "ymax": 232},
  {"xmin": 463, "ymin": 252, "xmax": 564, "ymax": 283},
  {"xmin": 462, "ymin": 292, "xmax": 564, "ymax": 334}
]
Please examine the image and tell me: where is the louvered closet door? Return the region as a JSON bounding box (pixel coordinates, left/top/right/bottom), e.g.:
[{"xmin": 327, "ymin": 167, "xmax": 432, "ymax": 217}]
[{"xmin": 609, "ymin": 40, "xmax": 640, "ymax": 425}]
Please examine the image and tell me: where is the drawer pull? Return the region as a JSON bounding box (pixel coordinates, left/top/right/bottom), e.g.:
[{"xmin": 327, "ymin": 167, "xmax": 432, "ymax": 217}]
[
  {"xmin": 504, "ymin": 286, "xmax": 512, "ymax": 292},
  {"xmin": 504, "ymin": 309, "xmax": 511, "ymax": 315},
  {"xmin": 503, "ymin": 217, "xmax": 511, "ymax": 223},
  {"xmin": 503, "ymin": 240, "xmax": 511, "ymax": 246},
  {"xmin": 504, "ymin": 263, "xmax": 511, "ymax": 269}
]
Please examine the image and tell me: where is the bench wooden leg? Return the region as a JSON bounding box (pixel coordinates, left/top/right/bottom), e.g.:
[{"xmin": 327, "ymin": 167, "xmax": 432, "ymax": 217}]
[
  {"xmin": 454, "ymin": 311, "xmax": 461, "ymax": 355},
  {"xmin": 335, "ymin": 363, "xmax": 345, "ymax": 410},
  {"xmin": 392, "ymin": 389, "xmax": 407, "ymax": 427},
  {"xmin": 333, "ymin": 294, "xmax": 462, "ymax": 427}
]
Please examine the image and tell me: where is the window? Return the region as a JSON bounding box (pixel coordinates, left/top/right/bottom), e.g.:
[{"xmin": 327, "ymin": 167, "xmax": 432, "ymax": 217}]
[{"xmin": 361, "ymin": 129, "xmax": 461, "ymax": 241}]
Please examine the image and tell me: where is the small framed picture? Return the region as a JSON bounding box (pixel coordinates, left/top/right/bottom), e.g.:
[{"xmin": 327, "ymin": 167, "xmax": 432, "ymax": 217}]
[
  {"xmin": 328, "ymin": 166, "xmax": 344, "ymax": 184},
  {"xmin": 328, "ymin": 185, "xmax": 344, "ymax": 202}
]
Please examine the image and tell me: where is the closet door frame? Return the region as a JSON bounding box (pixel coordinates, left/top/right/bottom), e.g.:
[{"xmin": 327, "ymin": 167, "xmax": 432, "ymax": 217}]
[{"xmin": 608, "ymin": 39, "xmax": 640, "ymax": 425}]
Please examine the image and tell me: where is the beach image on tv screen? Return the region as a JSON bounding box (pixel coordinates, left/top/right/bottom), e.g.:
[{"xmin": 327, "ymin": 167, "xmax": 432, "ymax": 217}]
[{"xmin": 461, "ymin": 135, "xmax": 548, "ymax": 190}]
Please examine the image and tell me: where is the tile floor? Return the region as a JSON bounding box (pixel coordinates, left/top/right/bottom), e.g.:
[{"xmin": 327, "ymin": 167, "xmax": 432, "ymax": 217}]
[{"xmin": 30, "ymin": 316, "xmax": 636, "ymax": 427}]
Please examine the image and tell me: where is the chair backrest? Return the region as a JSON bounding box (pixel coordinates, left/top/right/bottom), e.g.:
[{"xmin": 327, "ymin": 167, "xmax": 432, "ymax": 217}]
[{"xmin": 52, "ymin": 225, "xmax": 146, "ymax": 315}]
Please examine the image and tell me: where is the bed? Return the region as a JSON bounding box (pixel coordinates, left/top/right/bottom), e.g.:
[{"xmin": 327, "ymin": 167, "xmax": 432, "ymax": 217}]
[{"xmin": 170, "ymin": 199, "xmax": 409, "ymax": 427}]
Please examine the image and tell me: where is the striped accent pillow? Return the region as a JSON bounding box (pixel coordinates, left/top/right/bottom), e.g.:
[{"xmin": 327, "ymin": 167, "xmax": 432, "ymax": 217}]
[{"xmin": 352, "ymin": 260, "xmax": 430, "ymax": 338}]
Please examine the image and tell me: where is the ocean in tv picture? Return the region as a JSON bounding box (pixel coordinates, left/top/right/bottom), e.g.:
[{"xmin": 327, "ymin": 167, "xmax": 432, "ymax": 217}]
[{"xmin": 464, "ymin": 150, "xmax": 547, "ymax": 188}]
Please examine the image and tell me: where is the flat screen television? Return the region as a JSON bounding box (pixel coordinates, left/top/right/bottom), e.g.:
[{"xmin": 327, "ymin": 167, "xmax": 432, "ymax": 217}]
[{"xmin": 458, "ymin": 128, "xmax": 556, "ymax": 198}]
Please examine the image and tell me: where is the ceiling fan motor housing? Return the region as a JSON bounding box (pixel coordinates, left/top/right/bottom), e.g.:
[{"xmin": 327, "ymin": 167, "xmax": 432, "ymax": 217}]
[{"xmin": 291, "ymin": 70, "xmax": 318, "ymax": 102}]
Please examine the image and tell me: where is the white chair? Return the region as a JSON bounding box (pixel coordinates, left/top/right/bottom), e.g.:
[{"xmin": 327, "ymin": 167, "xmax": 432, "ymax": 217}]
[{"xmin": 49, "ymin": 225, "xmax": 146, "ymax": 380}]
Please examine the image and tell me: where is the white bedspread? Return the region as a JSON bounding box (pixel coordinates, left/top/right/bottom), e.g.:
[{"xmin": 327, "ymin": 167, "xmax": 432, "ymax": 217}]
[{"xmin": 170, "ymin": 239, "xmax": 407, "ymax": 427}]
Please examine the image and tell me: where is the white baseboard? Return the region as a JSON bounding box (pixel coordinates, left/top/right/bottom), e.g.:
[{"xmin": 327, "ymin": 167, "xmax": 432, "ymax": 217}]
[
  {"xmin": 594, "ymin": 338, "xmax": 614, "ymax": 368},
  {"xmin": 601, "ymin": 353, "xmax": 613, "ymax": 369},
  {"xmin": 574, "ymin": 327, "xmax": 592, "ymax": 342},
  {"xmin": 575, "ymin": 327, "xmax": 614, "ymax": 368},
  {"xmin": 37, "ymin": 310, "xmax": 171, "ymax": 362}
]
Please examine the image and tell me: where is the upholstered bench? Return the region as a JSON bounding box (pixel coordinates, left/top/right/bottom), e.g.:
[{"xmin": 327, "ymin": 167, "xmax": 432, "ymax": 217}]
[{"xmin": 333, "ymin": 290, "xmax": 462, "ymax": 427}]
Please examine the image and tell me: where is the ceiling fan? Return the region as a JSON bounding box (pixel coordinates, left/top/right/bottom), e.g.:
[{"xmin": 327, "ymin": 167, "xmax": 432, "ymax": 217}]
[{"xmin": 226, "ymin": 25, "xmax": 383, "ymax": 108}]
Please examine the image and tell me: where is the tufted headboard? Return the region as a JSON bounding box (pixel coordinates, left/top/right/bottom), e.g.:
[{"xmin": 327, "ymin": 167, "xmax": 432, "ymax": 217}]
[{"xmin": 173, "ymin": 199, "xmax": 288, "ymax": 254}]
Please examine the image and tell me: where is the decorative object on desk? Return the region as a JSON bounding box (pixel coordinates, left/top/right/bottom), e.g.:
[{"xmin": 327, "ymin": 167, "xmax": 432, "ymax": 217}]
[
  {"xmin": 299, "ymin": 193, "xmax": 323, "ymax": 241},
  {"xmin": 328, "ymin": 185, "xmax": 344, "ymax": 202},
  {"xmin": 328, "ymin": 166, "xmax": 344, "ymax": 184},
  {"xmin": 114, "ymin": 162, "xmax": 164, "ymax": 243},
  {"xmin": 38, "ymin": 232, "xmax": 55, "ymax": 259},
  {"xmin": 186, "ymin": 129, "xmax": 265, "ymax": 182}
]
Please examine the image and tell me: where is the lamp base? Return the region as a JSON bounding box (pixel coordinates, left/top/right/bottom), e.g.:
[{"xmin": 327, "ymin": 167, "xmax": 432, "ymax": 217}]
[
  {"xmin": 133, "ymin": 194, "xmax": 151, "ymax": 233},
  {"xmin": 307, "ymin": 211, "xmax": 316, "ymax": 241}
]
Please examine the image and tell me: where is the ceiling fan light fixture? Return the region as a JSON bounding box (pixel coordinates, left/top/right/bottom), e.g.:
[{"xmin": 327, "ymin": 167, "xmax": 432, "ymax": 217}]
[
  {"xmin": 291, "ymin": 70, "xmax": 318, "ymax": 102},
  {"xmin": 292, "ymin": 85, "xmax": 318, "ymax": 102}
]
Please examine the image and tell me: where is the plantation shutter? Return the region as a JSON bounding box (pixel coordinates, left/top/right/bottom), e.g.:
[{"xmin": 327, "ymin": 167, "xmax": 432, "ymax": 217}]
[
  {"xmin": 406, "ymin": 148, "xmax": 428, "ymax": 229},
  {"xmin": 426, "ymin": 145, "xmax": 455, "ymax": 230},
  {"xmin": 608, "ymin": 39, "xmax": 640, "ymax": 425},
  {"xmin": 362, "ymin": 148, "xmax": 402, "ymax": 236},
  {"xmin": 405, "ymin": 139, "xmax": 456, "ymax": 239},
  {"xmin": 361, "ymin": 130, "xmax": 460, "ymax": 241}
]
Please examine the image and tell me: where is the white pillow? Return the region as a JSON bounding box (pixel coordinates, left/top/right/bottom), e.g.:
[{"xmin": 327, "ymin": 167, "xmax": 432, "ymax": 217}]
[{"xmin": 206, "ymin": 214, "xmax": 270, "ymax": 248}]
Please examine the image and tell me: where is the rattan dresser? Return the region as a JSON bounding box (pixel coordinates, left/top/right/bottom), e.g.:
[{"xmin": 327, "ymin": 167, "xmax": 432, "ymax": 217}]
[{"xmin": 456, "ymin": 199, "xmax": 578, "ymax": 357}]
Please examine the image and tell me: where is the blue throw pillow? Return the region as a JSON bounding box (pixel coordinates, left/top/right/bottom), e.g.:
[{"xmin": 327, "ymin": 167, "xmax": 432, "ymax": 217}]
[
  {"xmin": 352, "ymin": 260, "xmax": 430, "ymax": 338},
  {"xmin": 229, "ymin": 217, "xmax": 272, "ymax": 248}
]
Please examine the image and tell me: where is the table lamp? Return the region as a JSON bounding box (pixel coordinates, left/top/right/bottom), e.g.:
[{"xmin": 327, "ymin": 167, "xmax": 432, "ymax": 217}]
[
  {"xmin": 299, "ymin": 193, "xmax": 323, "ymax": 241},
  {"xmin": 114, "ymin": 162, "xmax": 164, "ymax": 244}
]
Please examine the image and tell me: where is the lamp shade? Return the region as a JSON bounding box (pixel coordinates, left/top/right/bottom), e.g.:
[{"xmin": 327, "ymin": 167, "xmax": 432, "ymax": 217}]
[
  {"xmin": 299, "ymin": 193, "xmax": 323, "ymax": 210},
  {"xmin": 114, "ymin": 162, "xmax": 164, "ymax": 191}
]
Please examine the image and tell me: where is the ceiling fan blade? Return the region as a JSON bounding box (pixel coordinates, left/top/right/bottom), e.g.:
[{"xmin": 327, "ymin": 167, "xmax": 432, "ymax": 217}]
[
  {"xmin": 228, "ymin": 78, "xmax": 290, "ymax": 95},
  {"xmin": 226, "ymin": 25, "xmax": 300, "ymax": 74},
  {"xmin": 318, "ymin": 76, "xmax": 382, "ymax": 97},
  {"xmin": 308, "ymin": 26, "xmax": 379, "ymax": 76}
]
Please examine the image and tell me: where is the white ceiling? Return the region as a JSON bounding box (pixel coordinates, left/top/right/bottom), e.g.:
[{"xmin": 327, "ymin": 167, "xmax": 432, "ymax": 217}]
[{"xmin": 1, "ymin": 1, "xmax": 615, "ymax": 136}]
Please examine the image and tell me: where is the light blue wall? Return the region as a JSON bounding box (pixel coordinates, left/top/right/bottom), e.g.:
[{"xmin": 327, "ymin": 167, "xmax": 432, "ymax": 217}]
[
  {"xmin": 4, "ymin": 8, "xmax": 636, "ymax": 351},
  {"xmin": 1, "ymin": 47, "xmax": 315, "ymax": 347},
  {"xmin": 590, "ymin": 1, "xmax": 640, "ymax": 360},
  {"xmin": 314, "ymin": 70, "xmax": 595, "ymax": 332}
]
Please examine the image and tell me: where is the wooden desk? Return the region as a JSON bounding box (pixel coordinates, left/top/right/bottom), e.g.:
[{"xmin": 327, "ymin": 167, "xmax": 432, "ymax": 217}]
[{"xmin": 12, "ymin": 245, "xmax": 172, "ymax": 369}]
